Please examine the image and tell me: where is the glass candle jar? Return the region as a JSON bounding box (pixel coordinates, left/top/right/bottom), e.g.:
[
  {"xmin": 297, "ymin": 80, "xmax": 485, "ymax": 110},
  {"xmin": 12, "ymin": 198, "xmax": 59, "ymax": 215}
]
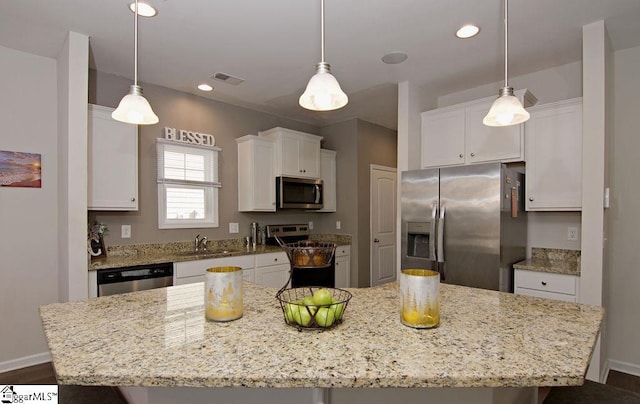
[
  {"xmin": 399, "ymin": 269, "xmax": 440, "ymax": 328},
  {"xmin": 205, "ymin": 266, "xmax": 243, "ymax": 322}
]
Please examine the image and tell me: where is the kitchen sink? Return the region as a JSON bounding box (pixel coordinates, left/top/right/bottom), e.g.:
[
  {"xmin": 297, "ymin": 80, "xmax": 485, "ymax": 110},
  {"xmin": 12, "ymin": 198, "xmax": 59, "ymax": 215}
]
[{"xmin": 176, "ymin": 249, "xmax": 240, "ymax": 257}]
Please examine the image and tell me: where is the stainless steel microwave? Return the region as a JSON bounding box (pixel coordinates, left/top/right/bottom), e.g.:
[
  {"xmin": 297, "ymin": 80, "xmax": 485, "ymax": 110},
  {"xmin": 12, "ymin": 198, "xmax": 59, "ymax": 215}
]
[{"xmin": 276, "ymin": 176, "xmax": 323, "ymax": 210}]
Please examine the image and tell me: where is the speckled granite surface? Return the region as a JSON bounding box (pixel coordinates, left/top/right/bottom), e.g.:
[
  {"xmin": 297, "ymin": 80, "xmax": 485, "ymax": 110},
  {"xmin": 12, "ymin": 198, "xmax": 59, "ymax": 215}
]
[
  {"xmin": 39, "ymin": 282, "xmax": 602, "ymax": 389},
  {"xmin": 513, "ymin": 248, "xmax": 581, "ymax": 276},
  {"xmin": 89, "ymin": 235, "xmax": 351, "ymax": 271}
]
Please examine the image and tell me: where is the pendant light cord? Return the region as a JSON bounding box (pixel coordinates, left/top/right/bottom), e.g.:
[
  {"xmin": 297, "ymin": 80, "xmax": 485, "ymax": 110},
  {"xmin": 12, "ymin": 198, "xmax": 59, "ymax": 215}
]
[
  {"xmin": 320, "ymin": 0, "xmax": 325, "ymax": 63},
  {"xmin": 134, "ymin": 0, "xmax": 139, "ymax": 86},
  {"xmin": 503, "ymin": 0, "xmax": 508, "ymax": 88}
]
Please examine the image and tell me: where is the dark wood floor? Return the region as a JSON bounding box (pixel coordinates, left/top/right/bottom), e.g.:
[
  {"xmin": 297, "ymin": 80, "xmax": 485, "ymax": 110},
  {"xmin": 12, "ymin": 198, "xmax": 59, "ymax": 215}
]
[
  {"xmin": 0, "ymin": 362, "xmax": 126, "ymax": 404},
  {"xmin": 1, "ymin": 363, "xmax": 639, "ymax": 403}
]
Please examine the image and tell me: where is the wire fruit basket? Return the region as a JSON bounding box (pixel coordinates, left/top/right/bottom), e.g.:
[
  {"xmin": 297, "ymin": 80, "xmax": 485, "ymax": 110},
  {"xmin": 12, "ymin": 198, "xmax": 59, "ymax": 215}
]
[
  {"xmin": 276, "ymin": 239, "xmax": 337, "ymax": 269},
  {"xmin": 276, "ymin": 286, "xmax": 352, "ymax": 330}
]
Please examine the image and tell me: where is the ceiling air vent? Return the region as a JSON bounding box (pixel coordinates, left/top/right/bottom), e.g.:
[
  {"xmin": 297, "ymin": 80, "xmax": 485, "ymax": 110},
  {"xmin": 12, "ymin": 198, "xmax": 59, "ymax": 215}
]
[{"xmin": 211, "ymin": 72, "xmax": 245, "ymax": 85}]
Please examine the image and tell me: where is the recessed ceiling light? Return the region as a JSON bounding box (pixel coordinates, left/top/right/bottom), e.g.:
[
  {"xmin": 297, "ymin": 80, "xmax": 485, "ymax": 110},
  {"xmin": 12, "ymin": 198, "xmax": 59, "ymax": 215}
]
[
  {"xmin": 381, "ymin": 51, "xmax": 408, "ymax": 65},
  {"xmin": 197, "ymin": 84, "xmax": 213, "ymax": 92},
  {"xmin": 456, "ymin": 24, "xmax": 480, "ymax": 39},
  {"xmin": 128, "ymin": 2, "xmax": 157, "ymax": 17}
]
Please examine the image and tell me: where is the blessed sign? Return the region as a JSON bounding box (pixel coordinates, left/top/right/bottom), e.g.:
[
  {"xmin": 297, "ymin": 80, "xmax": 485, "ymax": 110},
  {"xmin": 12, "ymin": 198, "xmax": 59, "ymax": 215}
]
[{"xmin": 164, "ymin": 127, "xmax": 215, "ymax": 147}]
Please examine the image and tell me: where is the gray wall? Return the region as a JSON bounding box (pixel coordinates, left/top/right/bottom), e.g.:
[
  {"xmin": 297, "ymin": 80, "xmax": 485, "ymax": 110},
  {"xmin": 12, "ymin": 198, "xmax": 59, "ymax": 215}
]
[
  {"xmin": 356, "ymin": 120, "xmax": 397, "ymax": 286},
  {"xmin": 319, "ymin": 119, "xmax": 398, "ymax": 287},
  {"xmin": 607, "ymin": 45, "xmax": 640, "ymax": 369}
]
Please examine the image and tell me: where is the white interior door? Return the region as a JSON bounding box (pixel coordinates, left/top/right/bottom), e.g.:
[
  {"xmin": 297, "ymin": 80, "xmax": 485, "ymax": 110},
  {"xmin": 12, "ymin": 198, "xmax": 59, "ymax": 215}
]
[{"xmin": 370, "ymin": 165, "xmax": 397, "ymax": 287}]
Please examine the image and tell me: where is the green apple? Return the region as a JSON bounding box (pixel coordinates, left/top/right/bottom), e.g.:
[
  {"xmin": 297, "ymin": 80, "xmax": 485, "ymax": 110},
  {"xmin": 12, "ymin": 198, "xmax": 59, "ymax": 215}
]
[
  {"xmin": 284, "ymin": 303, "xmax": 297, "ymax": 323},
  {"xmin": 295, "ymin": 306, "xmax": 313, "ymax": 326},
  {"xmin": 312, "ymin": 288, "xmax": 333, "ymax": 306},
  {"xmin": 330, "ymin": 303, "xmax": 345, "ymax": 320},
  {"xmin": 315, "ymin": 307, "xmax": 336, "ymax": 327}
]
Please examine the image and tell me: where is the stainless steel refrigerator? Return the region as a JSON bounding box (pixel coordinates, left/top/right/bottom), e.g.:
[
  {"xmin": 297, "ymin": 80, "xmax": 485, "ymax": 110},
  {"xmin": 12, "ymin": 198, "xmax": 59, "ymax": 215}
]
[{"xmin": 401, "ymin": 162, "xmax": 526, "ymax": 292}]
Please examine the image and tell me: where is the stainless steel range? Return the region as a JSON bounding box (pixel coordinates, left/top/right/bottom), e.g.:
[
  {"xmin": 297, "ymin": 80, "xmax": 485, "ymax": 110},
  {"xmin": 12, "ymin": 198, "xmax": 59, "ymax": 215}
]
[{"xmin": 265, "ymin": 224, "xmax": 335, "ymax": 288}]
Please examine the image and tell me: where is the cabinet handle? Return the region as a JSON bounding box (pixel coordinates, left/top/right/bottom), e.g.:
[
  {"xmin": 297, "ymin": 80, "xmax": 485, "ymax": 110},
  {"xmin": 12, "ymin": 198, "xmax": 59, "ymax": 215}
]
[
  {"xmin": 529, "ymin": 197, "xmax": 534, "ymax": 202},
  {"xmin": 131, "ymin": 197, "xmax": 136, "ymax": 202},
  {"xmin": 470, "ymin": 152, "xmax": 475, "ymax": 157},
  {"xmin": 373, "ymin": 238, "xmax": 380, "ymax": 243},
  {"xmin": 541, "ymin": 281, "xmax": 547, "ymax": 286},
  {"xmin": 274, "ymin": 258, "xmax": 278, "ymax": 262},
  {"xmin": 459, "ymin": 154, "xmax": 463, "ymax": 159}
]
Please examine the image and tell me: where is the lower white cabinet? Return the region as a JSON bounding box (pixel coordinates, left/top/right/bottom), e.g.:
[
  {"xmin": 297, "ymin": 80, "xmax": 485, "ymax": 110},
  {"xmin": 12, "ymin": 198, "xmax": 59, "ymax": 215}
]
[
  {"xmin": 174, "ymin": 255, "xmax": 254, "ymax": 286},
  {"xmin": 254, "ymin": 251, "xmax": 290, "ymax": 288},
  {"xmin": 514, "ymin": 269, "xmax": 579, "ymax": 303},
  {"xmin": 335, "ymin": 246, "xmax": 351, "ymax": 288}
]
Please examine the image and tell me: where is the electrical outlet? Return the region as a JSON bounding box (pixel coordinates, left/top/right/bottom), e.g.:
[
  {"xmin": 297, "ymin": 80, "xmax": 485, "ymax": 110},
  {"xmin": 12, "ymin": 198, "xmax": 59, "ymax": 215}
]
[
  {"xmin": 121, "ymin": 225, "xmax": 131, "ymax": 239},
  {"xmin": 336, "ymin": 221, "xmax": 341, "ymax": 230},
  {"xmin": 229, "ymin": 222, "xmax": 239, "ymax": 233},
  {"xmin": 308, "ymin": 221, "xmax": 314, "ymax": 230},
  {"xmin": 568, "ymin": 227, "xmax": 578, "ymax": 241}
]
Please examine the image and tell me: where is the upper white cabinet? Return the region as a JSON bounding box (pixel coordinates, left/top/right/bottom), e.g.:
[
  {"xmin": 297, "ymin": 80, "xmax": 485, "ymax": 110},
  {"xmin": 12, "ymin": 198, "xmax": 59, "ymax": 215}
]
[
  {"xmin": 259, "ymin": 127, "xmax": 322, "ymax": 179},
  {"xmin": 524, "ymin": 98, "xmax": 583, "ymax": 211},
  {"xmin": 88, "ymin": 104, "xmax": 138, "ymax": 211},
  {"xmin": 318, "ymin": 149, "xmax": 337, "ymax": 212},
  {"xmin": 421, "ymin": 90, "xmax": 537, "ymax": 168},
  {"xmin": 237, "ymin": 135, "xmax": 276, "ymax": 212}
]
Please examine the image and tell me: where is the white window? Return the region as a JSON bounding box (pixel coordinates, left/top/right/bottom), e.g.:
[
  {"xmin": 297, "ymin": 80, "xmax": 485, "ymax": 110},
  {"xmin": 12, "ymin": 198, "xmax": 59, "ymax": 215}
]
[{"xmin": 157, "ymin": 139, "xmax": 221, "ymax": 229}]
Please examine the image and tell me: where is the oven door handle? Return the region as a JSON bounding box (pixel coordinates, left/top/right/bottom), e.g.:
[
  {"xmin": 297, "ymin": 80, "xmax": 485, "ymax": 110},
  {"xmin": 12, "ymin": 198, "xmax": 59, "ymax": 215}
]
[{"xmin": 314, "ymin": 184, "xmax": 321, "ymax": 204}]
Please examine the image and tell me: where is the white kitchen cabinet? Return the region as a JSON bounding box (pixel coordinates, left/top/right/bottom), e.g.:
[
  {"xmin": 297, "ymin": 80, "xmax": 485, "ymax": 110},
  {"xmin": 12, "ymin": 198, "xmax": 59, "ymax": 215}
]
[
  {"xmin": 514, "ymin": 269, "xmax": 579, "ymax": 303},
  {"xmin": 524, "ymin": 98, "xmax": 583, "ymax": 211},
  {"xmin": 254, "ymin": 251, "xmax": 290, "ymax": 288},
  {"xmin": 88, "ymin": 104, "xmax": 138, "ymax": 210},
  {"xmin": 318, "ymin": 149, "xmax": 337, "ymax": 212},
  {"xmin": 236, "ymin": 135, "xmax": 276, "ymax": 212},
  {"xmin": 421, "ymin": 90, "xmax": 537, "ymax": 168},
  {"xmin": 334, "ymin": 245, "xmax": 351, "ymax": 288},
  {"xmin": 259, "ymin": 127, "xmax": 322, "ymax": 179},
  {"xmin": 173, "ymin": 255, "xmax": 254, "ymax": 286}
]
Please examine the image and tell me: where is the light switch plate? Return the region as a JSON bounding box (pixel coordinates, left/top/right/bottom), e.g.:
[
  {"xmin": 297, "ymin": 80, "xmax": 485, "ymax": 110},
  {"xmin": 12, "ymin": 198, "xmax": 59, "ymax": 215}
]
[
  {"xmin": 229, "ymin": 223, "xmax": 239, "ymax": 233},
  {"xmin": 121, "ymin": 225, "xmax": 131, "ymax": 239}
]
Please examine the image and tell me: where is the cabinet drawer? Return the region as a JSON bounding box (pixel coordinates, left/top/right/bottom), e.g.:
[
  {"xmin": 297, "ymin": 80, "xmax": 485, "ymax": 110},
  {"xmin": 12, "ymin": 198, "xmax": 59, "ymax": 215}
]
[
  {"xmin": 255, "ymin": 251, "xmax": 288, "ymax": 267},
  {"xmin": 335, "ymin": 246, "xmax": 350, "ymax": 257},
  {"xmin": 515, "ymin": 287, "xmax": 577, "ymax": 303},
  {"xmin": 175, "ymin": 255, "xmax": 254, "ymax": 279},
  {"xmin": 514, "ymin": 269, "xmax": 577, "ymax": 295}
]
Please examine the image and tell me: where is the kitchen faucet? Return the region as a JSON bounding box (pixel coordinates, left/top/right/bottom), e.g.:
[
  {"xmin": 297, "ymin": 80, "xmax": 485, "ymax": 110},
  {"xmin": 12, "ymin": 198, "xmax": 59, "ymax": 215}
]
[{"xmin": 194, "ymin": 234, "xmax": 208, "ymax": 251}]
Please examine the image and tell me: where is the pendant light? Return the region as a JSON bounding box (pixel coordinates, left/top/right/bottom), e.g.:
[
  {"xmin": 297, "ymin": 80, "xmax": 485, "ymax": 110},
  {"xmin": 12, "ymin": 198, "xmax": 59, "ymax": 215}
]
[
  {"xmin": 299, "ymin": 0, "xmax": 348, "ymax": 111},
  {"xmin": 112, "ymin": 0, "xmax": 159, "ymax": 125},
  {"xmin": 483, "ymin": 0, "xmax": 529, "ymax": 127}
]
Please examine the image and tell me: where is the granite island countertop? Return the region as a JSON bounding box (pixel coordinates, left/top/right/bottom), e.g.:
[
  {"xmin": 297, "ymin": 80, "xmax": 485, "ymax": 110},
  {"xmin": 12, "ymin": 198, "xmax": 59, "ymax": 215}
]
[
  {"xmin": 39, "ymin": 282, "xmax": 602, "ymax": 389},
  {"xmin": 513, "ymin": 248, "xmax": 581, "ymax": 276},
  {"xmin": 89, "ymin": 235, "xmax": 351, "ymax": 271}
]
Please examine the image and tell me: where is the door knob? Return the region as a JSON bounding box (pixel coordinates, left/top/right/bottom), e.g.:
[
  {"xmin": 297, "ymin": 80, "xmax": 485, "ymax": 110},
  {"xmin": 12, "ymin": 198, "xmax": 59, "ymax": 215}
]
[
  {"xmin": 529, "ymin": 197, "xmax": 534, "ymax": 202},
  {"xmin": 470, "ymin": 152, "xmax": 475, "ymax": 157},
  {"xmin": 374, "ymin": 238, "xmax": 380, "ymax": 243}
]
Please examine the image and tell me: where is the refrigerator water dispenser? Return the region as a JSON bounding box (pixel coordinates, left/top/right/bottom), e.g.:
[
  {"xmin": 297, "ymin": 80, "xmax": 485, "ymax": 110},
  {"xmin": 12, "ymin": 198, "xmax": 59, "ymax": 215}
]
[{"xmin": 406, "ymin": 222, "xmax": 432, "ymax": 260}]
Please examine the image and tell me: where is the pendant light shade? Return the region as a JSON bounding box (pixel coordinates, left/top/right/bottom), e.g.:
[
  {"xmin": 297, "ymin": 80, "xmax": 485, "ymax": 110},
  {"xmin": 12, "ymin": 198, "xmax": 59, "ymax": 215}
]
[
  {"xmin": 112, "ymin": 85, "xmax": 158, "ymax": 125},
  {"xmin": 483, "ymin": 87, "xmax": 530, "ymax": 126},
  {"xmin": 299, "ymin": 0, "xmax": 348, "ymax": 111},
  {"xmin": 112, "ymin": 0, "xmax": 159, "ymax": 125},
  {"xmin": 483, "ymin": 0, "xmax": 528, "ymax": 127}
]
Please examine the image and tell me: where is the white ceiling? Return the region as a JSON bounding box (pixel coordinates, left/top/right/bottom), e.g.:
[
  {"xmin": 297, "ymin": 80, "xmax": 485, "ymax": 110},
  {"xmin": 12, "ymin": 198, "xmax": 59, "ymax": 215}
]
[{"xmin": 2, "ymin": 0, "xmax": 640, "ymax": 130}]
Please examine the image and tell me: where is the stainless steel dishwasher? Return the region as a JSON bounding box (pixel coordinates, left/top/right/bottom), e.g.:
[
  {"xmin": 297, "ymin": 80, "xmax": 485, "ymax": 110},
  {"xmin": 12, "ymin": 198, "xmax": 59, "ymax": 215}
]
[{"xmin": 97, "ymin": 262, "xmax": 173, "ymax": 296}]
